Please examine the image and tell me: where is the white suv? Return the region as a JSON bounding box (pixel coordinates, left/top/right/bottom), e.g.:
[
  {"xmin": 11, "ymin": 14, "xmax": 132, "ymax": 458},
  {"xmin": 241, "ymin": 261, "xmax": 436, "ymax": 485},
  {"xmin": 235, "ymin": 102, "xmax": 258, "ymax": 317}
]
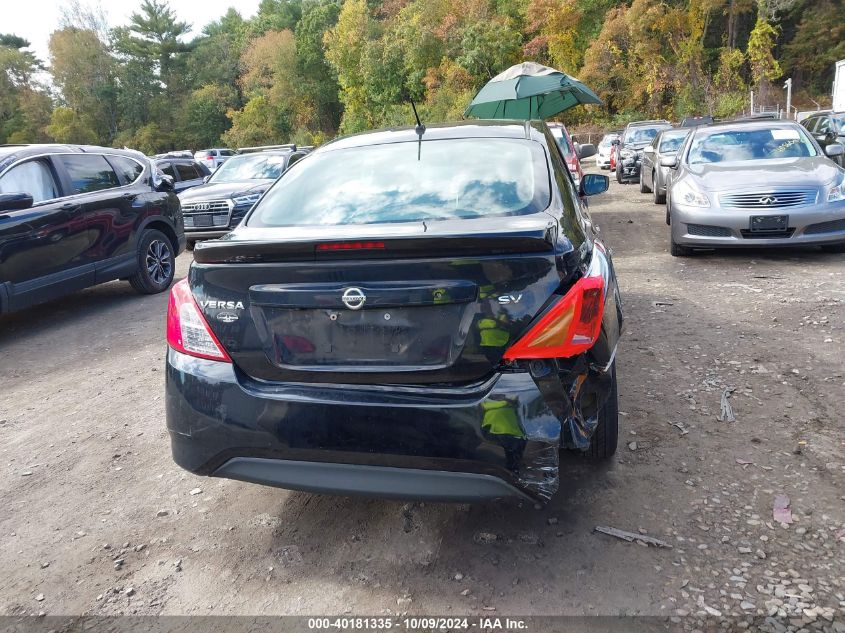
[{"xmin": 193, "ymin": 148, "xmax": 235, "ymax": 171}]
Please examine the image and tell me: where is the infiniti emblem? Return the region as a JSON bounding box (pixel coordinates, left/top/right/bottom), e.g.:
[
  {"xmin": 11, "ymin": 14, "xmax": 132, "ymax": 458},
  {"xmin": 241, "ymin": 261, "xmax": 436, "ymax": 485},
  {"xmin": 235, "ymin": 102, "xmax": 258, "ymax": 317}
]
[
  {"xmin": 341, "ymin": 287, "xmax": 366, "ymax": 310},
  {"xmin": 759, "ymin": 196, "xmax": 778, "ymax": 206}
]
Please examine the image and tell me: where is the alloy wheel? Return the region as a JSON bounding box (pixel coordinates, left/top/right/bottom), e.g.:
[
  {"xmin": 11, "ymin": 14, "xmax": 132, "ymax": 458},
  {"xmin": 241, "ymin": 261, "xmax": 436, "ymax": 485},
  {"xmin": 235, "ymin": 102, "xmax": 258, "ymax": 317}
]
[{"xmin": 146, "ymin": 239, "xmax": 173, "ymax": 286}]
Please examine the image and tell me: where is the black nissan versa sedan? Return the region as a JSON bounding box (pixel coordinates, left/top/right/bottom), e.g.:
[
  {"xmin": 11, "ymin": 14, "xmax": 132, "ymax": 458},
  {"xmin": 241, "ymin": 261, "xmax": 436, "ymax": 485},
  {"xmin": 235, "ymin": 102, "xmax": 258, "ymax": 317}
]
[{"xmin": 165, "ymin": 121, "xmax": 623, "ymax": 504}]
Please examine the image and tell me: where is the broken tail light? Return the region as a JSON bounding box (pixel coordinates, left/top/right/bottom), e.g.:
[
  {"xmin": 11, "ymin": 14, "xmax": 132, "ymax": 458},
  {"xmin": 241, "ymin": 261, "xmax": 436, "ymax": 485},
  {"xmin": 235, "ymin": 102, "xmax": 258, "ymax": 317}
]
[
  {"xmin": 166, "ymin": 278, "xmax": 232, "ymax": 362},
  {"xmin": 503, "ymin": 247, "xmax": 608, "ymax": 360}
]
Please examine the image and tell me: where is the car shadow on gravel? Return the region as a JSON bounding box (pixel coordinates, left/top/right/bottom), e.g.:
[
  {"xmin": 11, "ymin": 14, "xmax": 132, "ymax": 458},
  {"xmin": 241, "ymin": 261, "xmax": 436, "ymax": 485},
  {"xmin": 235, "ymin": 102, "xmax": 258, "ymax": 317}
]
[{"xmin": 0, "ymin": 279, "xmax": 173, "ymax": 346}]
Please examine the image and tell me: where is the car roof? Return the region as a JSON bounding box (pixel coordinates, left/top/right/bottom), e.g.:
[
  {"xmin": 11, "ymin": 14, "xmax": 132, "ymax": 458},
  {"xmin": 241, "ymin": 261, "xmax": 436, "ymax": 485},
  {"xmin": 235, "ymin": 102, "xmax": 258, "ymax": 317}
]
[
  {"xmin": 700, "ymin": 119, "xmax": 804, "ymax": 132},
  {"xmin": 0, "ymin": 144, "xmax": 149, "ymax": 172},
  {"xmin": 319, "ymin": 120, "xmax": 544, "ymax": 154},
  {"xmin": 154, "ymin": 156, "xmax": 198, "ymax": 163},
  {"xmin": 626, "ymin": 120, "xmax": 671, "ymax": 128},
  {"xmin": 226, "ymin": 149, "xmax": 296, "ymax": 158}
]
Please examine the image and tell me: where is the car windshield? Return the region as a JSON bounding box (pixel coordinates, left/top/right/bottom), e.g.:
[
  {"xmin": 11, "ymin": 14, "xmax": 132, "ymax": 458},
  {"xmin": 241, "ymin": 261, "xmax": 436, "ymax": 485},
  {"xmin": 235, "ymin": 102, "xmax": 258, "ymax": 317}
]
[
  {"xmin": 659, "ymin": 131, "xmax": 689, "ymax": 153},
  {"xmin": 549, "ymin": 129, "xmax": 574, "ymax": 158},
  {"xmin": 624, "ymin": 126, "xmax": 665, "ymax": 145},
  {"xmin": 247, "ymin": 138, "xmax": 550, "ymax": 227},
  {"xmin": 688, "ymin": 126, "xmax": 818, "ymax": 164},
  {"xmin": 210, "ymin": 154, "xmax": 288, "ymax": 182}
]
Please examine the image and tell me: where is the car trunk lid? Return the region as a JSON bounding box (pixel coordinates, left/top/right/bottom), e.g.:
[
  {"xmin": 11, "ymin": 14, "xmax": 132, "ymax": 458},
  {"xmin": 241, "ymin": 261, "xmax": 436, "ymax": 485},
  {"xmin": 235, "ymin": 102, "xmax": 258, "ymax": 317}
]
[{"xmin": 190, "ymin": 216, "xmax": 574, "ymax": 384}]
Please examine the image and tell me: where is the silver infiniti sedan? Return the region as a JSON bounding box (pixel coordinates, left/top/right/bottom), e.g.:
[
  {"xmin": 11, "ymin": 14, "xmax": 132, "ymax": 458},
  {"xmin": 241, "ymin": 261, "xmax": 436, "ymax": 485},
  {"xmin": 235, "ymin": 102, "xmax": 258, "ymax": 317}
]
[{"xmin": 664, "ymin": 120, "xmax": 845, "ymax": 256}]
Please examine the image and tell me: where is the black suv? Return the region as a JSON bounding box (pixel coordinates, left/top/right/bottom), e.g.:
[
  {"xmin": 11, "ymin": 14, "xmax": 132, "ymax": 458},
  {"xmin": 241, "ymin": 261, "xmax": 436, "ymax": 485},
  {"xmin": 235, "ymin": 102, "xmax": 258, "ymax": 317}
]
[
  {"xmin": 801, "ymin": 111, "xmax": 845, "ymax": 167},
  {"xmin": 178, "ymin": 148, "xmax": 310, "ymax": 247},
  {"xmin": 614, "ymin": 120, "xmax": 672, "ymax": 183},
  {"xmin": 0, "ymin": 144, "xmax": 184, "ymax": 314},
  {"xmin": 153, "ymin": 157, "xmax": 211, "ymax": 192}
]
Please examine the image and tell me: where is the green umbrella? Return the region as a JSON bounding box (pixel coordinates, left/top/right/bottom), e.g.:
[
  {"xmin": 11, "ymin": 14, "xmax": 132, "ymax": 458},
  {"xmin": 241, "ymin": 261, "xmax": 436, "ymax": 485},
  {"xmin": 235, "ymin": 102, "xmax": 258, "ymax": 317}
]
[{"xmin": 464, "ymin": 62, "xmax": 602, "ymax": 120}]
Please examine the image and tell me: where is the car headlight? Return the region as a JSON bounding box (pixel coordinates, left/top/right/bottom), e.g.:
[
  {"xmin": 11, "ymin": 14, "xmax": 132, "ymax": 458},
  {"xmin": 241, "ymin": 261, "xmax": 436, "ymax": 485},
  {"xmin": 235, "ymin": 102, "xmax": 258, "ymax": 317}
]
[
  {"xmin": 828, "ymin": 182, "xmax": 845, "ymax": 202},
  {"xmin": 673, "ymin": 180, "xmax": 710, "ymax": 207},
  {"xmin": 232, "ymin": 193, "xmax": 262, "ymax": 206}
]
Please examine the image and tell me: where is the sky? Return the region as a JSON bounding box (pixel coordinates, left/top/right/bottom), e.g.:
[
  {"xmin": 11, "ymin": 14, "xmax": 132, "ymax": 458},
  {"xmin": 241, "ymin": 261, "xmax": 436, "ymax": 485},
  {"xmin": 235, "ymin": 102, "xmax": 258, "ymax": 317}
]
[{"xmin": 3, "ymin": 0, "xmax": 262, "ymax": 63}]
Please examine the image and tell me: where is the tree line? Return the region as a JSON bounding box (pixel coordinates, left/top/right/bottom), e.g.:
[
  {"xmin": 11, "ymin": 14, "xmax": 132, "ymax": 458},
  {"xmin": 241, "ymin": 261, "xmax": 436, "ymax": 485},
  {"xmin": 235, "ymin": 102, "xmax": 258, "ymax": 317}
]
[{"xmin": 0, "ymin": 0, "xmax": 841, "ymax": 152}]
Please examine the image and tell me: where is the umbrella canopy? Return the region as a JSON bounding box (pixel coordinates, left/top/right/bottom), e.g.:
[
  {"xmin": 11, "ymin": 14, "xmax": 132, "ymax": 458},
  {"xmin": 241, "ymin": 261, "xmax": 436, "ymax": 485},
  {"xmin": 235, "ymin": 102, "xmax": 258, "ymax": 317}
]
[{"xmin": 464, "ymin": 61, "xmax": 602, "ymax": 120}]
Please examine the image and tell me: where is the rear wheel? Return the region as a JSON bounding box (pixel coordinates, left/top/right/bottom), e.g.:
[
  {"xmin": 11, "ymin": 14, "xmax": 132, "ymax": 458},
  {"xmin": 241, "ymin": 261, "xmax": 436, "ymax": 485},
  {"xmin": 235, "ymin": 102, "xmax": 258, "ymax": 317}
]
[
  {"xmin": 820, "ymin": 242, "xmax": 845, "ymax": 254},
  {"xmin": 588, "ymin": 363, "xmax": 618, "ymax": 460},
  {"xmin": 129, "ymin": 229, "xmax": 175, "ymax": 294}
]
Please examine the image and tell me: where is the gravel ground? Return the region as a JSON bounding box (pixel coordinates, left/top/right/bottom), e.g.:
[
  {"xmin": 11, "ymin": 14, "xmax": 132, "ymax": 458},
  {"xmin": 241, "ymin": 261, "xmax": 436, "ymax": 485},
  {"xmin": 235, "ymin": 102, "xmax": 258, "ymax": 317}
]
[{"xmin": 0, "ymin": 172, "xmax": 843, "ymax": 631}]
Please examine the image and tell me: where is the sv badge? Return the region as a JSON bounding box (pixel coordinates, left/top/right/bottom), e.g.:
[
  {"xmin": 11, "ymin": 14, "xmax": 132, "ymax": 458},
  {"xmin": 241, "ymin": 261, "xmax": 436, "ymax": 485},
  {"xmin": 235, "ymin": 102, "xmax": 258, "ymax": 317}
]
[{"xmin": 497, "ymin": 294, "xmax": 523, "ymax": 305}]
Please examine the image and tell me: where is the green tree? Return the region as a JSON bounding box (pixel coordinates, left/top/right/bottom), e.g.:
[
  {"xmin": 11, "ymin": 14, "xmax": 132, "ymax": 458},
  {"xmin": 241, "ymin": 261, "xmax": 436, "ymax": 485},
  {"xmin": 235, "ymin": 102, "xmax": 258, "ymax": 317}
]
[
  {"xmin": 48, "ymin": 27, "xmax": 119, "ymax": 144},
  {"xmin": 296, "ymin": 0, "xmax": 343, "ymax": 132},
  {"xmin": 0, "ymin": 35, "xmax": 51, "ymax": 143},
  {"xmin": 222, "ymin": 95, "xmax": 290, "ymax": 146},
  {"xmin": 181, "ymin": 84, "xmax": 239, "ymax": 148},
  {"xmin": 46, "ymin": 107, "xmax": 98, "ymax": 144}
]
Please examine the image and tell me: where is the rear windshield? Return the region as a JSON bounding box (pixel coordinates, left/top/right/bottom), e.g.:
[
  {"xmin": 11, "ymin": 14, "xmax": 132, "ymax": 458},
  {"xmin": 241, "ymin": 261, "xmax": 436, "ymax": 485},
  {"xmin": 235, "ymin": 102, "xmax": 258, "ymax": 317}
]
[
  {"xmin": 247, "ymin": 138, "xmax": 550, "ymax": 227},
  {"xmin": 209, "ymin": 154, "xmax": 287, "ymax": 182},
  {"xmin": 688, "ymin": 126, "xmax": 818, "ymax": 164}
]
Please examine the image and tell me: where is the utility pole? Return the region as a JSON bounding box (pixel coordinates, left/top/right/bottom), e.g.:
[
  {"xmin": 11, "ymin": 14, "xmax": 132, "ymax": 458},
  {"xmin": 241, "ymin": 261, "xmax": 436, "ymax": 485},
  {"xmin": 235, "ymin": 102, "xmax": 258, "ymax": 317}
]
[
  {"xmin": 750, "ymin": 90, "xmax": 755, "ymax": 114},
  {"xmin": 784, "ymin": 78, "xmax": 793, "ymax": 120}
]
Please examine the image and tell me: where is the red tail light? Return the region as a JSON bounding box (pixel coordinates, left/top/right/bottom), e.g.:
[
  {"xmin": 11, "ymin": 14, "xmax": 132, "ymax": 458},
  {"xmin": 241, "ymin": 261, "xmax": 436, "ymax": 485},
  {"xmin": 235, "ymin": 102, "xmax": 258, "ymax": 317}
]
[
  {"xmin": 166, "ymin": 279, "xmax": 232, "ymax": 362},
  {"xmin": 503, "ymin": 251, "xmax": 607, "ymax": 361}
]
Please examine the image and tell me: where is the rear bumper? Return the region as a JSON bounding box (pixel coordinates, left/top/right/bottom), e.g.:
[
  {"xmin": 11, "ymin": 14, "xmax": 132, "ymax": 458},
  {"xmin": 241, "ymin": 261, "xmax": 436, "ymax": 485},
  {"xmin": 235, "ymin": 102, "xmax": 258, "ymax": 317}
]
[
  {"xmin": 165, "ymin": 348, "xmax": 614, "ymax": 503},
  {"xmin": 618, "ymin": 157, "xmax": 641, "ymax": 181},
  {"xmin": 214, "ymin": 457, "xmax": 533, "ymax": 502}
]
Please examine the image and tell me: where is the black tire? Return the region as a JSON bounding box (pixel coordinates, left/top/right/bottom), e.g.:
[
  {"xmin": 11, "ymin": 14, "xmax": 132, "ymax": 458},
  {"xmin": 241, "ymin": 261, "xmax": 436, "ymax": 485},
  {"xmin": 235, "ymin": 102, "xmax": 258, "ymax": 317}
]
[
  {"xmin": 653, "ymin": 174, "xmax": 666, "ymax": 204},
  {"xmin": 639, "ymin": 170, "xmax": 651, "ymax": 194},
  {"xmin": 665, "ymin": 198, "xmax": 671, "ymax": 225},
  {"xmin": 820, "ymin": 242, "xmax": 845, "ymax": 254},
  {"xmin": 588, "ymin": 363, "xmax": 618, "ymax": 460},
  {"xmin": 186, "ymin": 240, "xmax": 195, "ymax": 251},
  {"xmin": 129, "ymin": 229, "xmax": 175, "ymax": 294},
  {"xmin": 670, "ymin": 234, "xmax": 692, "ymax": 257}
]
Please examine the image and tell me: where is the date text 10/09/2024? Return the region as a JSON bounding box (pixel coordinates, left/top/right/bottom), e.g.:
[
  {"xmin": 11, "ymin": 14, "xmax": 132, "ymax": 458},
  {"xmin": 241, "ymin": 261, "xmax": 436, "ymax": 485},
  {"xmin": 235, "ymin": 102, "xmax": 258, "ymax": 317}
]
[{"xmin": 307, "ymin": 617, "xmax": 529, "ymax": 631}]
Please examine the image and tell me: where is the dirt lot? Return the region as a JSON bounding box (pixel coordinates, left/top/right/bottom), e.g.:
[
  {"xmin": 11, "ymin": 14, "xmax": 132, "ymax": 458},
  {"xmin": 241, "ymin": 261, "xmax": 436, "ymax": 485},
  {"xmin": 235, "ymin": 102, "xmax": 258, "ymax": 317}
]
[{"xmin": 1, "ymin": 173, "xmax": 844, "ymax": 629}]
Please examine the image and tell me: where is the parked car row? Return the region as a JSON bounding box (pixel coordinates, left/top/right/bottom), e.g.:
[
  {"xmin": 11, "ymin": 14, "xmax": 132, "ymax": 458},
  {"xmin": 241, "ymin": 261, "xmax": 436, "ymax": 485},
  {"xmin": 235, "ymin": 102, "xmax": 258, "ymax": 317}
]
[{"xmin": 623, "ymin": 119, "xmax": 845, "ymax": 257}]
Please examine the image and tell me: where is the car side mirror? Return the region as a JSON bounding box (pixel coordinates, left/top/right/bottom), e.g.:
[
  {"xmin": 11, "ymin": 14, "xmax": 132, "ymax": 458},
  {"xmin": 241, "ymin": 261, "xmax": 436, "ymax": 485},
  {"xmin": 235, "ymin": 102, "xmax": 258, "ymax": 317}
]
[
  {"xmin": 0, "ymin": 192, "xmax": 34, "ymax": 212},
  {"xmin": 202, "ymin": 175, "xmax": 210, "ymax": 183},
  {"xmin": 579, "ymin": 173, "xmax": 609, "ymax": 197},
  {"xmin": 576, "ymin": 143, "xmax": 597, "ymax": 160},
  {"xmin": 660, "ymin": 155, "xmax": 679, "ymax": 168},
  {"xmin": 824, "ymin": 143, "xmax": 844, "ymax": 157}
]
